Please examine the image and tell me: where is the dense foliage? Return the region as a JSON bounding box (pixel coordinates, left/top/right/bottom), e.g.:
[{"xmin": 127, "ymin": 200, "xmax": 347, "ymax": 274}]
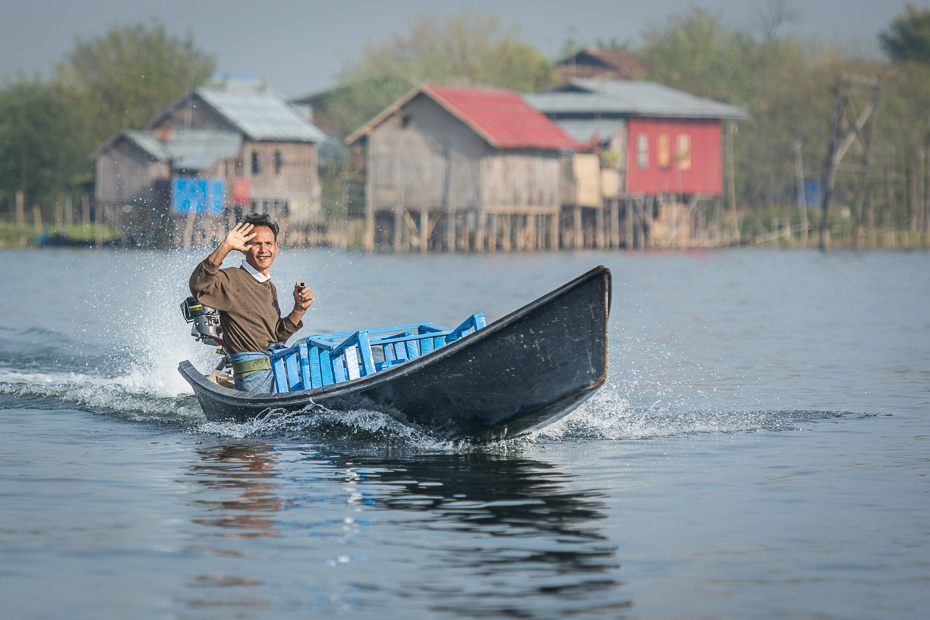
[
  {"xmin": 314, "ymin": 12, "xmax": 556, "ymax": 137},
  {"xmin": 3, "ymin": 6, "xmax": 930, "ymax": 235},
  {"xmin": 880, "ymin": 3, "xmax": 930, "ymax": 65},
  {"xmin": 0, "ymin": 21, "xmax": 214, "ymax": 219}
]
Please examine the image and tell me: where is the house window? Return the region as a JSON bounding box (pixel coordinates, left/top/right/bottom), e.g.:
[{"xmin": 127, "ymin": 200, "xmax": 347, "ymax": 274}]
[
  {"xmin": 274, "ymin": 150, "xmax": 283, "ymax": 176},
  {"xmin": 677, "ymin": 134, "xmax": 692, "ymax": 170},
  {"xmin": 657, "ymin": 134, "xmax": 670, "ymax": 169},
  {"xmin": 251, "ymin": 152, "xmax": 260, "ymax": 175},
  {"xmin": 636, "ymin": 133, "xmax": 648, "ymax": 170}
]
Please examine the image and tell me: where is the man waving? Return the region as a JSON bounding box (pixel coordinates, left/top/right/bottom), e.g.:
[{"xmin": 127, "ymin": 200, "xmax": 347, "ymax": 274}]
[{"xmin": 189, "ymin": 212, "xmax": 314, "ymax": 392}]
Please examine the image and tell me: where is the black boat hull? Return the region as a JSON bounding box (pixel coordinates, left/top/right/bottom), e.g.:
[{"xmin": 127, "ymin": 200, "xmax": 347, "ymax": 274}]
[{"xmin": 178, "ymin": 266, "xmax": 611, "ymax": 441}]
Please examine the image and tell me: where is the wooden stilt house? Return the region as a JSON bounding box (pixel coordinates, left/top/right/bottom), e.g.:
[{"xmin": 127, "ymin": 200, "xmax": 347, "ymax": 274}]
[
  {"xmin": 92, "ymin": 81, "xmax": 328, "ymax": 247},
  {"xmin": 527, "ymin": 79, "xmax": 746, "ymax": 249},
  {"xmin": 345, "ymin": 85, "xmax": 582, "ymax": 253}
]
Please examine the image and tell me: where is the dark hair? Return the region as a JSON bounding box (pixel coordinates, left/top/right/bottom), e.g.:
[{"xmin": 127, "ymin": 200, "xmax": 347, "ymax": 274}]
[{"xmin": 243, "ymin": 212, "xmax": 279, "ymax": 241}]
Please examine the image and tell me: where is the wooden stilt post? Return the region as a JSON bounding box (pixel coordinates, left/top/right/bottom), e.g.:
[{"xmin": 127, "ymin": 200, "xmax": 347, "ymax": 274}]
[
  {"xmin": 596, "ymin": 204, "xmax": 605, "ymax": 248},
  {"xmin": 476, "ymin": 211, "xmax": 485, "ymax": 252},
  {"xmin": 920, "ymin": 146, "xmax": 930, "ymax": 246},
  {"xmin": 610, "ymin": 201, "xmax": 620, "ymax": 248},
  {"xmin": 573, "ymin": 206, "xmax": 582, "ymax": 249},
  {"xmin": 65, "ymin": 195, "xmax": 73, "ymax": 228},
  {"xmin": 54, "ymin": 195, "xmax": 63, "ymax": 229},
  {"xmin": 502, "ymin": 215, "xmax": 511, "ymax": 252},
  {"xmin": 625, "ymin": 200, "xmax": 634, "ymax": 250},
  {"xmin": 15, "ymin": 191, "xmax": 24, "ymax": 228},
  {"xmin": 820, "ymin": 74, "xmax": 880, "ymax": 251},
  {"xmin": 364, "ymin": 209, "xmax": 375, "ymax": 252},
  {"xmin": 525, "ymin": 213, "xmax": 536, "ymax": 252},
  {"xmin": 489, "ymin": 214, "xmax": 498, "ymax": 252},
  {"xmin": 644, "ymin": 196, "xmax": 653, "ymax": 248},
  {"xmin": 82, "ymin": 194, "xmax": 90, "ymax": 232},
  {"xmin": 446, "ymin": 210, "xmax": 455, "ymax": 252},
  {"xmin": 549, "ymin": 211, "xmax": 558, "ymax": 250},
  {"xmin": 32, "ymin": 205, "xmax": 42, "ymax": 234},
  {"xmin": 420, "ymin": 209, "xmax": 428, "ymax": 254},
  {"xmin": 393, "ymin": 207, "xmax": 404, "ymax": 253},
  {"xmin": 727, "ymin": 122, "xmax": 739, "ymax": 243}
]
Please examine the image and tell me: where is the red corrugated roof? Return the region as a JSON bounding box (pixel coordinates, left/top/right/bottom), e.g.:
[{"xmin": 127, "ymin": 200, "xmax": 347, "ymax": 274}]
[{"xmin": 424, "ymin": 85, "xmax": 582, "ymax": 151}]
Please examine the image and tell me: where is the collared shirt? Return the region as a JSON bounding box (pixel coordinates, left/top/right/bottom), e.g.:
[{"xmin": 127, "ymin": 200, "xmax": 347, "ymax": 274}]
[
  {"xmin": 240, "ymin": 259, "xmax": 270, "ymax": 283},
  {"xmin": 190, "ymin": 258, "xmax": 301, "ymax": 354}
]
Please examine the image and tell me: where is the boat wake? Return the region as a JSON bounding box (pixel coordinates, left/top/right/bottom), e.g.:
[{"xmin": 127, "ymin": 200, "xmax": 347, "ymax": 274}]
[
  {"xmin": 0, "ymin": 368, "xmax": 204, "ymax": 420},
  {"xmin": 534, "ymin": 383, "xmax": 857, "ymax": 441},
  {"xmin": 1, "ymin": 366, "xmax": 858, "ymax": 446}
]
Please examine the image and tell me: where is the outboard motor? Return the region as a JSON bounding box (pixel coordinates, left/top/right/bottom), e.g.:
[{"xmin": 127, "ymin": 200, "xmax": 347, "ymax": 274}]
[{"xmin": 181, "ymin": 297, "xmax": 225, "ymax": 348}]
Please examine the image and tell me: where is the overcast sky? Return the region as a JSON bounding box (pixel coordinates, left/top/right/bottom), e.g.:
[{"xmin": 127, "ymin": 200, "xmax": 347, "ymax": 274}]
[{"xmin": 3, "ymin": 0, "xmax": 927, "ymax": 99}]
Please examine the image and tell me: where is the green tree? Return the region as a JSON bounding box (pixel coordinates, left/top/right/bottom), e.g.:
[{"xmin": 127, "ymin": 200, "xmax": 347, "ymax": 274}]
[
  {"xmin": 635, "ymin": 7, "xmax": 882, "ymax": 215},
  {"xmin": 318, "ymin": 11, "xmax": 555, "ymax": 137},
  {"xmin": 0, "ymin": 76, "xmax": 84, "ymax": 216},
  {"xmin": 880, "ymin": 3, "xmax": 930, "ymax": 65},
  {"xmin": 56, "ymin": 20, "xmax": 215, "ymax": 143},
  {"xmin": 638, "ymin": 7, "xmax": 753, "ymax": 104}
]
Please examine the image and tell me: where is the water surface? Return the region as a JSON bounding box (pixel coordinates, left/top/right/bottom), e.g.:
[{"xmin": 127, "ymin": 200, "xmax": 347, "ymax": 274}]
[{"xmin": 1, "ymin": 248, "xmax": 928, "ymax": 619}]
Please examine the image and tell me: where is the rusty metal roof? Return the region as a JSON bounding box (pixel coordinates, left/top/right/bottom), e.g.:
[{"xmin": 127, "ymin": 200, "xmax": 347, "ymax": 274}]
[
  {"xmin": 526, "ymin": 79, "xmax": 747, "ymax": 120},
  {"xmin": 426, "ymin": 85, "xmax": 582, "ymax": 150},
  {"xmin": 345, "ymin": 84, "xmax": 582, "ymax": 151}
]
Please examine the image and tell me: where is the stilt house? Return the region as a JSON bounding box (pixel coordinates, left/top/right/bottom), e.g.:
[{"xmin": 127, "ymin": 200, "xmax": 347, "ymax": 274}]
[
  {"xmin": 92, "ymin": 81, "xmax": 328, "ymax": 247},
  {"xmin": 526, "ymin": 79, "xmax": 746, "ymax": 248},
  {"xmin": 345, "ymin": 84, "xmax": 582, "ymax": 253}
]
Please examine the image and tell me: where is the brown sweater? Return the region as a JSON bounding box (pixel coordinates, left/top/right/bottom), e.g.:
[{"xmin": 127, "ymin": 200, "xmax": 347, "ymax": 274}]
[{"xmin": 189, "ymin": 259, "xmax": 302, "ymax": 354}]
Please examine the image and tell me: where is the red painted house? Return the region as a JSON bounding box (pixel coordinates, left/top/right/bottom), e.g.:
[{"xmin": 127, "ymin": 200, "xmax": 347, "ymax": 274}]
[
  {"xmin": 527, "ymin": 79, "xmax": 745, "ymax": 248},
  {"xmin": 526, "ymin": 79, "xmax": 745, "ymax": 197},
  {"xmin": 626, "ymin": 117, "xmax": 723, "ymax": 195}
]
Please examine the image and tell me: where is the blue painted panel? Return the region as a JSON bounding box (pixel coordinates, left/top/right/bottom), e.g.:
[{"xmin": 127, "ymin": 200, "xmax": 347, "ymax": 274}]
[
  {"xmin": 420, "ymin": 338, "xmax": 434, "ymax": 354},
  {"xmin": 357, "ymin": 331, "xmax": 376, "ymax": 376},
  {"xmin": 272, "ymin": 357, "xmax": 288, "ymax": 392},
  {"xmin": 393, "ymin": 340, "xmax": 408, "ymax": 363},
  {"xmin": 804, "ymin": 180, "xmax": 821, "ymax": 208},
  {"xmin": 320, "ymin": 349, "xmax": 334, "ymax": 386},
  {"xmin": 299, "ymin": 342, "xmax": 314, "ymax": 389},
  {"xmin": 171, "ymin": 177, "xmax": 225, "ymax": 214},
  {"xmin": 446, "ymin": 313, "xmax": 486, "ymax": 344},
  {"xmin": 286, "ymin": 352, "xmax": 301, "ymax": 392},
  {"xmin": 405, "ymin": 338, "xmax": 419, "ymax": 359},
  {"xmin": 332, "ymin": 352, "xmax": 347, "ymax": 383}
]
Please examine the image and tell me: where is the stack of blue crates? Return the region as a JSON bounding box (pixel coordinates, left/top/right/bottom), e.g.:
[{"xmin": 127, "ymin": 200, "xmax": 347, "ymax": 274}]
[{"xmin": 269, "ymin": 313, "xmax": 486, "ymax": 393}]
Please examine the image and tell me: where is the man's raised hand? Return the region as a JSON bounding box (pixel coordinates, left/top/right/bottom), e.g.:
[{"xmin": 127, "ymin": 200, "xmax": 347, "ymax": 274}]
[
  {"xmin": 208, "ymin": 222, "xmax": 256, "ymax": 267},
  {"xmin": 224, "ymin": 222, "xmax": 256, "ymax": 253}
]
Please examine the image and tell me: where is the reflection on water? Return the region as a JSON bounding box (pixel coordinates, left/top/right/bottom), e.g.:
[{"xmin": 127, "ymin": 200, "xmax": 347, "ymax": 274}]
[
  {"xmin": 182, "ymin": 443, "xmax": 630, "ymax": 617},
  {"xmin": 186, "ymin": 444, "xmax": 285, "ymax": 537}
]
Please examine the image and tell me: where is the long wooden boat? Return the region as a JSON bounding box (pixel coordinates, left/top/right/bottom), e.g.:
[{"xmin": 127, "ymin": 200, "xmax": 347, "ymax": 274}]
[{"xmin": 178, "ymin": 265, "xmax": 611, "ymax": 442}]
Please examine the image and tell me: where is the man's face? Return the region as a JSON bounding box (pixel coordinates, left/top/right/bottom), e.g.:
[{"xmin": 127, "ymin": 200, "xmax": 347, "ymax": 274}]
[{"xmin": 245, "ymin": 226, "xmax": 278, "ymax": 275}]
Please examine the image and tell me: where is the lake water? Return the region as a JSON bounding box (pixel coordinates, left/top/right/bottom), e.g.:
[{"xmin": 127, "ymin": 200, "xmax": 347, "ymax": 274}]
[{"xmin": 1, "ymin": 247, "xmax": 928, "ymax": 619}]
